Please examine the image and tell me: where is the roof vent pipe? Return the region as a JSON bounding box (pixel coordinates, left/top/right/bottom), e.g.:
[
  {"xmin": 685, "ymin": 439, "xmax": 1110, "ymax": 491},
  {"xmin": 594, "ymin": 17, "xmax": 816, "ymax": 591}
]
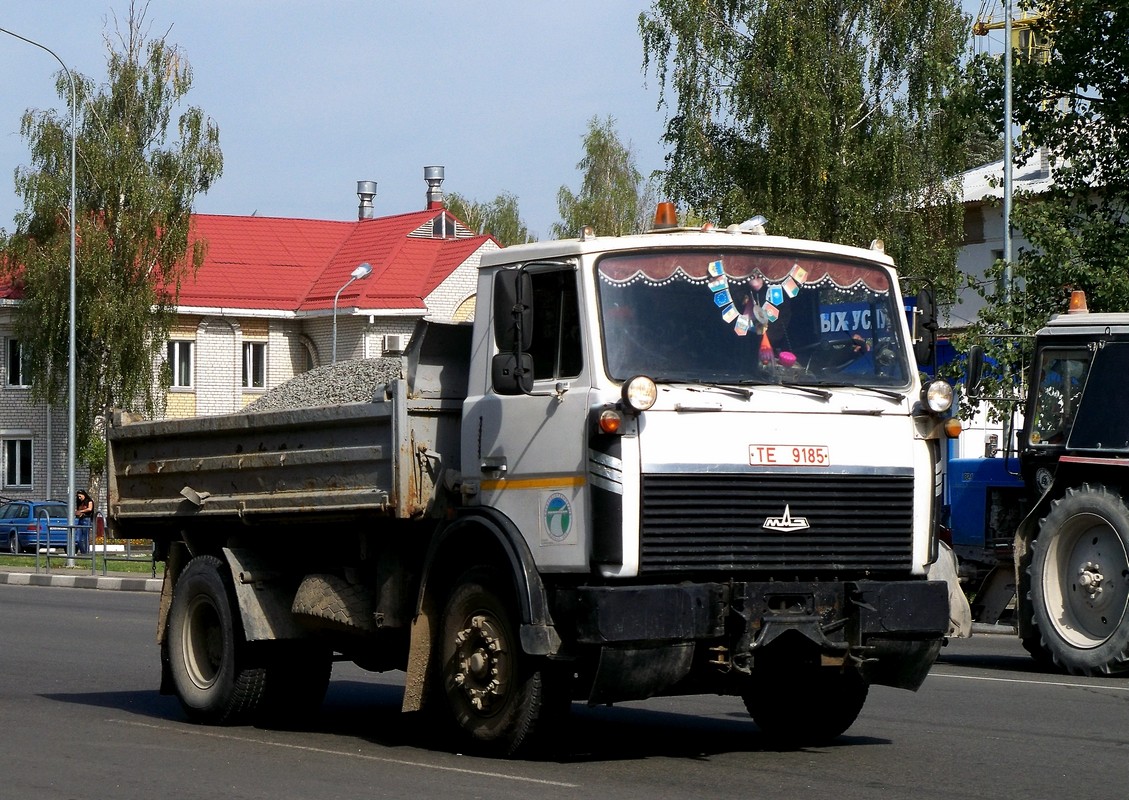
[
  {"xmin": 357, "ymin": 180, "xmax": 377, "ymax": 220},
  {"xmin": 424, "ymin": 165, "xmax": 445, "ymax": 210}
]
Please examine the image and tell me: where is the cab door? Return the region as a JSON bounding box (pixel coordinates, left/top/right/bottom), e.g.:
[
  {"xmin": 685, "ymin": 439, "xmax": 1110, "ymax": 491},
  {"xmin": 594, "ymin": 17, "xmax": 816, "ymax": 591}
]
[{"xmin": 463, "ymin": 264, "xmax": 592, "ymax": 571}]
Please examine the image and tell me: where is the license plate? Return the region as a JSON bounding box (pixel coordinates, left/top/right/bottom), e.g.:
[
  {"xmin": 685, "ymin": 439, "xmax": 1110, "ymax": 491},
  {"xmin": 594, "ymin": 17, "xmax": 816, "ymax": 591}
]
[{"xmin": 748, "ymin": 445, "xmax": 830, "ymax": 466}]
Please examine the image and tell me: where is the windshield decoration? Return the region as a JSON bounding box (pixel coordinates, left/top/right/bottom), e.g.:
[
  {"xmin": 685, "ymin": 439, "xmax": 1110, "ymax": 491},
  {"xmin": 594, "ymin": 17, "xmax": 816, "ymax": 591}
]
[
  {"xmin": 707, "ymin": 260, "xmax": 741, "ymax": 323},
  {"xmin": 705, "ymin": 259, "xmax": 814, "ymax": 342},
  {"xmin": 598, "ymin": 249, "xmax": 908, "ymax": 389}
]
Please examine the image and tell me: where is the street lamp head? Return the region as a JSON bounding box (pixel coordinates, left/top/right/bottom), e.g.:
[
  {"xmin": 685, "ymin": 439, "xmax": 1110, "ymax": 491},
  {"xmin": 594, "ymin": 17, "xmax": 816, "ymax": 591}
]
[{"xmin": 352, "ymin": 262, "xmax": 373, "ymax": 280}]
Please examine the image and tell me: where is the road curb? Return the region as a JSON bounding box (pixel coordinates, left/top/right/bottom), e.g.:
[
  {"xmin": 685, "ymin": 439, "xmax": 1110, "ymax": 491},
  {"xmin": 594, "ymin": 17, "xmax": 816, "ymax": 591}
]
[{"xmin": 0, "ymin": 570, "xmax": 162, "ymax": 592}]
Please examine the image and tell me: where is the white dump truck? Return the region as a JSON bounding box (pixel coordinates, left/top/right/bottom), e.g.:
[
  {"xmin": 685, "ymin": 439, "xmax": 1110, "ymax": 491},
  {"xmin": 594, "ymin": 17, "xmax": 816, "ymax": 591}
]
[{"xmin": 108, "ymin": 214, "xmax": 960, "ymax": 757}]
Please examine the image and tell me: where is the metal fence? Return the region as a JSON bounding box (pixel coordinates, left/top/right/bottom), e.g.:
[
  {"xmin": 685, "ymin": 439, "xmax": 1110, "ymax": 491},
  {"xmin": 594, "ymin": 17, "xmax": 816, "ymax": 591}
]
[{"xmin": 6, "ymin": 509, "xmax": 159, "ymax": 577}]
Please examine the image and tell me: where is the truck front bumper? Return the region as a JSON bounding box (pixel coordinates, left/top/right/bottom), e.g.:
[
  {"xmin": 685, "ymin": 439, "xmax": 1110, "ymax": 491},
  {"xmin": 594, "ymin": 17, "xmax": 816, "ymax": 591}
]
[{"xmin": 566, "ymin": 579, "xmax": 949, "ymax": 697}]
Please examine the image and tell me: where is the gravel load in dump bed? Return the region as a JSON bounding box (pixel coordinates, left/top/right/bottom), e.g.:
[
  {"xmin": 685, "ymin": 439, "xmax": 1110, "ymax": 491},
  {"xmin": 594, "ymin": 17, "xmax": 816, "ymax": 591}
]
[{"xmin": 243, "ymin": 357, "xmax": 402, "ymax": 412}]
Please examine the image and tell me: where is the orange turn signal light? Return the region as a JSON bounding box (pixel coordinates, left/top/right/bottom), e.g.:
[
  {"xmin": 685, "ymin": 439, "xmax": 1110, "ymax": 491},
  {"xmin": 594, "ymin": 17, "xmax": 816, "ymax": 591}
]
[
  {"xmin": 943, "ymin": 417, "xmax": 963, "ymax": 438},
  {"xmin": 599, "ymin": 409, "xmax": 623, "ymax": 434}
]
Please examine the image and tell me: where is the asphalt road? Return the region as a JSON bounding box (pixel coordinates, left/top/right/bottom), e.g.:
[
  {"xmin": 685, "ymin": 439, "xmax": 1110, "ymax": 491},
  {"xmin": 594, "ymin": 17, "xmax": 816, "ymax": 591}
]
[{"xmin": 2, "ymin": 583, "xmax": 1127, "ymax": 800}]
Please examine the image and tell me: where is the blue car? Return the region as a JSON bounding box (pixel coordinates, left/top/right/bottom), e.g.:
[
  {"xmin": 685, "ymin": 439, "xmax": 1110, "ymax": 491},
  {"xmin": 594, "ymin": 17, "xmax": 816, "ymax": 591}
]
[{"xmin": 0, "ymin": 500, "xmax": 87, "ymax": 554}]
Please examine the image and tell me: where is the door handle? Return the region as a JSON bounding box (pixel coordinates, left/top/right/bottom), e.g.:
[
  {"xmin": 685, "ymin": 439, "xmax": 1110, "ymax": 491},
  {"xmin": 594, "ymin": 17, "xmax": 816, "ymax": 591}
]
[{"xmin": 480, "ymin": 457, "xmax": 507, "ymax": 475}]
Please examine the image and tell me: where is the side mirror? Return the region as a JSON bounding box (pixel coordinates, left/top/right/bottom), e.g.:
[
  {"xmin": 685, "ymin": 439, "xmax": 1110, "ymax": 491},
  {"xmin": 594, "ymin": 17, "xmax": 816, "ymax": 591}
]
[
  {"xmin": 967, "ymin": 344, "xmax": 985, "ymax": 401},
  {"xmin": 491, "ymin": 352, "xmax": 534, "ymax": 395},
  {"xmin": 913, "ymin": 288, "xmax": 936, "ymax": 366},
  {"xmin": 493, "ymin": 268, "xmax": 533, "ymax": 352}
]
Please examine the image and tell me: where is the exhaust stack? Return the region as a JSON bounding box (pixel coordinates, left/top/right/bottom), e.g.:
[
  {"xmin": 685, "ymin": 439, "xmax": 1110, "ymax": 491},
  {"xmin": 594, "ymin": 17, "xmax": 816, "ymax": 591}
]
[
  {"xmin": 424, "ymin": 166, "xmax": 445, "ymax": 210},
  {"xmin": 357, "ymin": 180, "xmax": 377, "ymax": 220}
]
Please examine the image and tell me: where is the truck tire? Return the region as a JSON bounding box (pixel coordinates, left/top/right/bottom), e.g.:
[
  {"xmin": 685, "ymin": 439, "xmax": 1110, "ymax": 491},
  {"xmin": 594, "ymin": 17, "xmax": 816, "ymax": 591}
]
[
  {"xmin": 166, "ymin": 554, "xmax": 267, "ymax": 724},
  {"xmin": 743, "ymin": 668, "xmax": 869, "ymax": 747},
  {"xmin": 438, "ymin": 568, "xmax": 548, "ymax": 757},
  {"xmin": 291, "ymin": 573, "xmax": 376, "ymax": 635},
  {"xmin": 1029, "ymin": 484, "xmax": 1129, "ymax": 675}
]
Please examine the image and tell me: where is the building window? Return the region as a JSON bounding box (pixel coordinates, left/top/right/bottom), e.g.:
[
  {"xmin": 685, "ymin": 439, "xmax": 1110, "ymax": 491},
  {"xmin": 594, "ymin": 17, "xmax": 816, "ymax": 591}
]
[
  {"xmin": 962, "ymin": 207, "xmax": 985, "ymax": 244},
  {"xmin": 4, "ymin": 439, "xmax": 32, "ymax": 488},
  {"xmin": 167, "ymin": 340, "xmax": 194, "ymax": 388},
  {"xmin": 243, "ymin": 342, "xmax": 266, "ymax": 389},
  {"xmin": 7, "ymin": 339, "xmax": 30, "ymax": 387}
]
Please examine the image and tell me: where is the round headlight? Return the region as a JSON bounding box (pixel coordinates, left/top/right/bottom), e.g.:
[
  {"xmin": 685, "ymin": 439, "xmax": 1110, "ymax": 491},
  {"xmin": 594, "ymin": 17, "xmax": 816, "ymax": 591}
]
[
  {"xmin": 622, "ymin": 375, "xmax": 658, "ymax": 412},
  {"xmin": 923, "ymin": 379, "xmax": 954, "ymax": 414}
]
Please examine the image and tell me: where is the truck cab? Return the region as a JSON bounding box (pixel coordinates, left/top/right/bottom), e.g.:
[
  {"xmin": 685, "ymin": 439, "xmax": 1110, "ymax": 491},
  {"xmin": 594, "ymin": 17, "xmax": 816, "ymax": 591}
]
[{"xmin": 447, "ymin": 222, "xmax": 958, "ymax": 745}]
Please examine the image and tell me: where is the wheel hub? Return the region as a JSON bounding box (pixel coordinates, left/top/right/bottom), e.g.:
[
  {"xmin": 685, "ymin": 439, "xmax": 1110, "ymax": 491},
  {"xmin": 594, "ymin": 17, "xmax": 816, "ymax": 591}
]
[
  {"xmin": 1078, "ymin": 561, "xmax": 1105, "ymax": 601},
  {"xmin": 452, "ymin": 614, "xmax": 508, "ymax": 712}
]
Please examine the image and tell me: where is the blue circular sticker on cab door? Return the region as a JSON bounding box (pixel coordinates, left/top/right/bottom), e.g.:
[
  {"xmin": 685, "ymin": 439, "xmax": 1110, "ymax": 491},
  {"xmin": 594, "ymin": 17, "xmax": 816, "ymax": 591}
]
[{"xmin": 544, "ymin": 493, "xmax": 572, "ymax": 542}]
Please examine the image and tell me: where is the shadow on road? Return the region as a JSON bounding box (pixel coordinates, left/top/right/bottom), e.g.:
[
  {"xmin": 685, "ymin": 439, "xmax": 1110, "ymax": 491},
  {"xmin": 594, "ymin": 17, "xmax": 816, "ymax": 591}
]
[
  {"xmin": 41, "ymin": 688, "xmax": 180, "ymax": 721},
  {"xmin": 312, "ymin": 679, "xmax": 891, "ymax": 762},
  {"xmin": 42, "ymin": 677, "xmax": 891, "ymax": 763},
  {"xmin": 933, "ymin": 635, "xmax": 1060, "ymax": 676}
]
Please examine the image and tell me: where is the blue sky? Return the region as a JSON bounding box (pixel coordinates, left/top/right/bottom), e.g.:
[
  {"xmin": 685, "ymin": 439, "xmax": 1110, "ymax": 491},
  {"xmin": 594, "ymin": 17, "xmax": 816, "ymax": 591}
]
[
  {"xmin": 1, "ymin": 2, "xmax": 671, "ymax": 240},
  {"xmin": 1, "ymin": 2, "xmax": 1001, "ymax": 241}
]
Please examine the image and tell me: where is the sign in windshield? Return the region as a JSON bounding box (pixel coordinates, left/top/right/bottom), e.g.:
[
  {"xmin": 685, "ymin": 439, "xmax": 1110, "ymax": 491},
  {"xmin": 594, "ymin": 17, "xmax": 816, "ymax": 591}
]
[{"xmin": 597, "ymin": 249, "xmax": 909, "ymax": 388}]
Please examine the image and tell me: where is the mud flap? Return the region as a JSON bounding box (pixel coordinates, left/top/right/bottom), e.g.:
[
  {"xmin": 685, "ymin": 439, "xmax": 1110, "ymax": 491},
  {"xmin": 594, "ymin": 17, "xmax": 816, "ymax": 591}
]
[
  {"xmin": 402, "ymin": 605, "xmax": 435, "ymax": 713},
  {"xmin": 587, "ymin": 642, "xmax": 695, "ymax": 705},
  {"xmin": 926, "ymin": 541, "xmax": 972, "ymax": 638}
]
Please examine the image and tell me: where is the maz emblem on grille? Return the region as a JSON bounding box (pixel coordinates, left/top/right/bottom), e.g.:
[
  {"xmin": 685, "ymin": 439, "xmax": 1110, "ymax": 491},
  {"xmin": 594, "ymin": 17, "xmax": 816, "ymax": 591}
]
[{"xmin": 762, "ymin": 504, "xmax": 810, "ymax": 532}]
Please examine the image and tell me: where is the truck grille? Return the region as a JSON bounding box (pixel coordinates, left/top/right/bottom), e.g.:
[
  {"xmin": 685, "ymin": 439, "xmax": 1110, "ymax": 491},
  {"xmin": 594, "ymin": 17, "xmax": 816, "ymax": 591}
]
[{"xmin": 639, "ymin": 472, "xmax": 915, "ymax": 574}]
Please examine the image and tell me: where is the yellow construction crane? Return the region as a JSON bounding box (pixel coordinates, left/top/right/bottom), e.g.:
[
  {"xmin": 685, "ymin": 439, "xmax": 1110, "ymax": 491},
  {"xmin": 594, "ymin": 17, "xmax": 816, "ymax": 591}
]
[{"xmin": 972, "ymin": 1, "xmax": 1051, "ymax": 64}]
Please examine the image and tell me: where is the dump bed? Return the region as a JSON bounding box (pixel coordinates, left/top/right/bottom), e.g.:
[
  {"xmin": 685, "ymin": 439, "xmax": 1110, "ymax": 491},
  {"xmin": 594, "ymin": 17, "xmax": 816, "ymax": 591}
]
[{"xmin": 107, "ymin": 377, "xmax": 462, "ymax": 539}]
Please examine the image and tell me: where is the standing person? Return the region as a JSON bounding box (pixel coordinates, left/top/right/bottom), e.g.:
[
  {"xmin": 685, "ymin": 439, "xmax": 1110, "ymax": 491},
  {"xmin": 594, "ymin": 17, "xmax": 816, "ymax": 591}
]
[{"xmin": 75, "ymin": 490, "xmax": 94, "ymax": 555}]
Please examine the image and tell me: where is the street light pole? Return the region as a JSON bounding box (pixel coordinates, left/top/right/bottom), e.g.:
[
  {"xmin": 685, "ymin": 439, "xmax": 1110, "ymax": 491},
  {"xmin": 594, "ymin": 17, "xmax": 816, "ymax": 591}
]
[
  {"xmin": 0, "ymin": 27, "xmax": 78, "ymax": 558},
  {"xmin": 1003, "ymin": 0, "xmax": 1014, "ymax": 312},
  {"xmin": 332, "ymin": 262, "xmax": 373, "ymax": 364}
]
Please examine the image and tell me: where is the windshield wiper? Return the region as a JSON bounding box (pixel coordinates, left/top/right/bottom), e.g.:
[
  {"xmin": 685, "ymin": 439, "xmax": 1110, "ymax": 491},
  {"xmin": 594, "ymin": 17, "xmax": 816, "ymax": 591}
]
[
  {"xmin": 810, "ymin": 382, "xmax": 905, "ymax": 403},
  {"xmin": 775, "ymin": 383, "xmax": 832, "ymax": 400},
  {"xmin": 682, "ymin": 381, "xmax": 754, "ymax": 399},
  {"xmin": 734, "ymin": 376, "xmax": 832, "ymax": 401}
]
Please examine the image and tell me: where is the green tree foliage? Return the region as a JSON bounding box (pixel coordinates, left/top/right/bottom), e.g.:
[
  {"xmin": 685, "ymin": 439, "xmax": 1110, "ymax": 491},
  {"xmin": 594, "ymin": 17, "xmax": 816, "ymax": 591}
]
[
  {"xmin": 639, "ymin": 0, "xmax": 981, "ymax": 301},
  {"xmin": 446, "ymin": 191, "xmax": 534, "ymax": 246},
  {"xmin": 551, "ymin": 115, "xmax": 652, "ymax": 238},
  {"xmin": 959, "ymin": 1, "xmax": 1129, "ymax": 410},
  {"xmin": 1, "ymin": 5, "xmax": 222, "ymax": 464}
]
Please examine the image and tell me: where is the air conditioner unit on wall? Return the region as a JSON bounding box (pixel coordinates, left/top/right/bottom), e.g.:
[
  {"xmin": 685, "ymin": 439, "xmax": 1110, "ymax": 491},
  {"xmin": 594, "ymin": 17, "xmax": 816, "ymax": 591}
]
[{"xmin": 382, "ymin": 334, "xmax": 406, "ymax": 353}]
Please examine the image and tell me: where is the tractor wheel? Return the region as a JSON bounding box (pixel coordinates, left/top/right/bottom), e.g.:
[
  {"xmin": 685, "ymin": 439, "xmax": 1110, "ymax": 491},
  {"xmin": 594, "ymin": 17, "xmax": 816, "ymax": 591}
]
[{"xmin": 1029, "ymin": 484, "xmax": 1129, "ymax": 675}]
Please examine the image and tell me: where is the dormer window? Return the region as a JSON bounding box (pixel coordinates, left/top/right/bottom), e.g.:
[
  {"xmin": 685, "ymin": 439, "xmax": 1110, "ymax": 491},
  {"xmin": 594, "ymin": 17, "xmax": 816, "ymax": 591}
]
[
  {"xmin": 431, "ymin": 212, "xmax": 454, "ymax": 239},
  {"xmin": 410, "ymin": 212, "xmax": 468, "ymax": 240}
]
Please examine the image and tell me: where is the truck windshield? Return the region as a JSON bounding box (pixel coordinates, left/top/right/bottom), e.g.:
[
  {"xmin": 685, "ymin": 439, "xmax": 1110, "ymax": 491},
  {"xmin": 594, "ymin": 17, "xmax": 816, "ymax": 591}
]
[{"xmin": 596, "ymin": 249, "xmax": 909, "ymax": 388}]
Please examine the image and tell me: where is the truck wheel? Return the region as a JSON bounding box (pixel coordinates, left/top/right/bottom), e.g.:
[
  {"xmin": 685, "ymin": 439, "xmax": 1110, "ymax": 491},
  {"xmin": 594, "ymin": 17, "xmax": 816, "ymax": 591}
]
[
  {"xmin": 166, "ymin": 555, "xmax": 267, "ymax": 724},
  {"xmin": 438, "ymin": 568, "xmax": 546, "ymax": 757},
  {"xmin": 1029, "ymin": 484, "xmax": 1129, "ymax": 675},
  {"xmin": 743, "ymin": 668, "xmax": 869, "ymax": 747}
]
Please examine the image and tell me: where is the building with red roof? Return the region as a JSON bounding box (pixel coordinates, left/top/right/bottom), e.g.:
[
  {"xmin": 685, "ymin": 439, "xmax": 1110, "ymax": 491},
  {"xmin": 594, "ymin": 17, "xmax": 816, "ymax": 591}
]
[
  {"xmin": 167, "ymin": 176, "xmax": 496, "ymax": 417},
  {"xmin": 0, "ymin": 168, "xmax": 498, "ymax": 500}
]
